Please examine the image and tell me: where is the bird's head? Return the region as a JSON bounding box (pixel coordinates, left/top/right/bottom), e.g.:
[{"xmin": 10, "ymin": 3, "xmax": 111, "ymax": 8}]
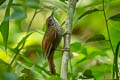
[{"xmin": 46, "ymin": 11, "xmax": 56, "ymax": 27}]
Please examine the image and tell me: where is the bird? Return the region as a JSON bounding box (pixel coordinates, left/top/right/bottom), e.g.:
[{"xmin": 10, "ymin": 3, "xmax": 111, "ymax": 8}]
[{"xmin": 42, "ymin": 11, "xmax": 62, "ymax": 75}]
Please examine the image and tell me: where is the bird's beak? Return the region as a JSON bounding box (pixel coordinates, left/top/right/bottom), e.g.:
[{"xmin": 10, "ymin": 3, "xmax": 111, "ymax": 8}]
[{"xmin": 50, "ymin": 10, "xmax": 54, "ymax": 17}]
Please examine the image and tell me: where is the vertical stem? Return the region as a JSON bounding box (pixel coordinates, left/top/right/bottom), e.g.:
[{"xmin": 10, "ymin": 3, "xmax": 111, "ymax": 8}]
[
  {"xmin": 102, "ymin": 0, "xmax": 115, "ymax": 79},
  {"xmin": 10, "ymin": 9, "xmax": 38, "ymax": 66},
  {"xmin": 114, "ymin": 41, "xmax": 120, "ymax": 79},
  {"xmin": 102, "ymin": 0, "xmax": 114, "ymax": 54},
  {"xmin": 19, "ymin": 9, "xmax": 38, "ymax": 50},
  {"xmin": 26, "ymin": 9, "xmax": 38, "ymax": 33},
  {"xmin": 60, "ymin": 0, "xmax": 77, "ymax": 80}
]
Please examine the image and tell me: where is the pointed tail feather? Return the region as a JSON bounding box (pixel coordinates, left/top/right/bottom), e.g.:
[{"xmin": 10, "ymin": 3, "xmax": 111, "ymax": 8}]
[{"xmin": 48, "ymin": 50, "xmax": 56, "ymax": 75}]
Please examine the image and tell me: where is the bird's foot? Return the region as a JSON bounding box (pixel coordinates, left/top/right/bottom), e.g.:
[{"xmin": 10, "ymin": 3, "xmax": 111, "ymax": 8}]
[
  {"xmin": 56, "ymin": 48, "xmax": 70, "ymax": 52},
  {"xmin": 62, "ymin": 48, "xmax": 70, "ymax": 51},
  {"xmin": 62, "ymin": 31, "xmax": 71, "ymax": 37}
]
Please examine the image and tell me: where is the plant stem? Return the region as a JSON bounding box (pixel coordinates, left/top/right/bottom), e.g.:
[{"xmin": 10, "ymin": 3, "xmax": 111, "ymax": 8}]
[
  {"xmin": 20, "ymin": 9, "xmax": 38, "ymax": 50},
  {"xmin": 27, "ymin": 9, "xmax": 38, "ymax": 33},
  {"xmin": 102, "ymin": 0, "xmax": 114, "ymax": 54},
  {"xmin": 10, "ymin": 9, "xmax": 38, "ymax": 66},
  {"xmin": 60, "ymin": 0, "xmax": 78, "ymax": 80},
  {"xmin": 102, "ymin": 0, "xmax": 115, "ymax": 79},
  {"xmin": 114, "ymin": 41, "xmax": 120, "ymax": 79}
]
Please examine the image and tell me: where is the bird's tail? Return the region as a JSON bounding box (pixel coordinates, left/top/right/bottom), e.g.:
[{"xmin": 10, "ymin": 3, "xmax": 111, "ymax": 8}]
[{"xmin": 48, "ymin": 50, "xmax": 56, "ymax": 75}]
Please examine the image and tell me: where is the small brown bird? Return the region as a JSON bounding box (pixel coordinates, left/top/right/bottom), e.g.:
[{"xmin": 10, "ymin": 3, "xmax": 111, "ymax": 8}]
[{"xmin": 42, "ymin": 11, "xmax": 62, "ymax": 75}]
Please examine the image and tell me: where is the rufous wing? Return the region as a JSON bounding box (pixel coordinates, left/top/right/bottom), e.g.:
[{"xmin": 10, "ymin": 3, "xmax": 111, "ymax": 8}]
[{"xmin": 42, "ymin": 28, "xmax": 56, "ymax": 58}]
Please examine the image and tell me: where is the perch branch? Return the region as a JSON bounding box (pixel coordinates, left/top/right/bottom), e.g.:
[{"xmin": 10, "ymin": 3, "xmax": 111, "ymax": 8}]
[{"xmin": 60, "ymin": 0, "xmax": 78, "ymax": 80}]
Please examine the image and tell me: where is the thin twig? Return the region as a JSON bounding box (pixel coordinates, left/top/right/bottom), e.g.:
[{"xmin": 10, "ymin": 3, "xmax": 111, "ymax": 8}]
[
  {"xmin": 27, "ymin": 9, "xmax": 38, "ymax": 33},
  {"xmin": 10, "ymin": 9, "xmax": 38, "ymax": 66},
  {"xmin": 102, "ymin": 0, "xmax": 114, "ymax": 54},
  {"xmin": 102, "ymin": 0, "xmax": 115, "ymax": 79},
  {"xmin": 19, "ymin": 9, "xmax": 38, "ymax": 51},
  {"xmin": 10, "ymin": 49, "xmax": 19, "ymax": 65}
]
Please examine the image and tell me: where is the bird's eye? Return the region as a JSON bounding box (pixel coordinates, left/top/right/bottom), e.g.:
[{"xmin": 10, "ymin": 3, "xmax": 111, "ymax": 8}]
[{"xmin": 49, "ymin": 18, "xmax": 52, "ymax": 21}]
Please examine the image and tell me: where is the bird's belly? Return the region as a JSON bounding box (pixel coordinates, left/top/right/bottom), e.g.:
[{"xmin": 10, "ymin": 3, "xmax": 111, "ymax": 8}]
[{"xmin": 52, "ymin": 28, "xmax": 62, "ymax": 50}]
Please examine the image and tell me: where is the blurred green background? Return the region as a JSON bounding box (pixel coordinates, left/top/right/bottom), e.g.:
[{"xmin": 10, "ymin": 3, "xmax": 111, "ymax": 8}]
[{"xmin": 0, "ymin": 0, "xmax": 120, "ymax": 80}]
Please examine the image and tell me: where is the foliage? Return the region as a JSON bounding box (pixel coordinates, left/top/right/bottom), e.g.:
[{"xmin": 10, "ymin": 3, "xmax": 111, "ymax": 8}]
[
  {"xmin": 86, "ymin": 34, "xmax": 105, "ymax": 42},
  {"xmin": 0, "ymin": 0, "xmax": 120, "ymax": 80},
  {"xmin": 109, "ymin": 13, "xmax": 120, "ymax": 21}
]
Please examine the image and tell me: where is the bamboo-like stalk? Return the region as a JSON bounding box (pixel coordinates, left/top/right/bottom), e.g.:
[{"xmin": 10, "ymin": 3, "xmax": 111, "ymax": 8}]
[
  {"xmin": 60, "ymin": 0, "xmax": 78, "ymax": 80},
  {"xmin": 102, "ymin": 0, "xmax": 116, "ymax": 79}
]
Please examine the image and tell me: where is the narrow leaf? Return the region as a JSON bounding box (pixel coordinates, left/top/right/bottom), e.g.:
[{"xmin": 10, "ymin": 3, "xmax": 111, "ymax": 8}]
[
  {"xmin": 70, "ymin": 42, "xmax": 81, "ymax": 52},
  {"xmin": 0, "ymin": 0, "xmax": 6, "ymax": 6},
  {"xmin": 34, "ymin": 64, "xmax": 50, "ymax": 75},
  {"xmin": 60, "ymin": 0, "xmax": 65, "ymax": 2},
  {"xmin": 0, "ymin": 0, "xmax": 13, "ymax": 49},
  {"xmin": 25, "ymin": 0, "xmax": 40, "ymax": 8},
  {"xmin": 46, "ymin": 75, "xmax": 63, "ymax": 80},
  {"xmin": 42, "ymin": 0, "xmax": 68, "ymax": 12},
  {"xmin": 8, "ymin": 47, "xmax": 50, "ymax": 76},
  {"xmin": 4, "ymin": 7, "xmax": 27, "ymax": 21},
  {"xmin": 109, "ymin": 13, "xmax": 120, "ymax": 21},
  {"xmin": 81, "ymin": 69, "xmax": 94, "ymax": 79},
  {"xmin": 77, "ymin": 9, "xmax": 99, "ymax": 21},
  {"xmin": 86, "ymin": 34, "xmax": 105, "ymax": 42},
  {"xmin": 10, "ymin": 7, "xmax": 27, "ymax": 20},
  {"xmin": 60, "ymin": 0, "xmax": 68, "ymax": 3},
  {"xmin": 42, "ymin": 24, "xmax": 46, "ymax": 32},
  {"xmin": 114, "ymin": 41, "xmax": 120, "ymax": 79},
  {"xmin": 81, "ymin": 0, "xmax": 113, "ymax": 9},
  {"xmin": 15, "ymin": 32, "xmax": 33, "ymax": 49}
]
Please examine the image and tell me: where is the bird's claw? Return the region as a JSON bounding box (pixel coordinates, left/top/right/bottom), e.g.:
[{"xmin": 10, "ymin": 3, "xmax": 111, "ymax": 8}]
[
  {"xmin": 62, "ymin": 48, "xmax": 70, "ymax": 51},
  {"xmin": 62, "ymin": 31, "xmax": 71, "ymax": 37}
]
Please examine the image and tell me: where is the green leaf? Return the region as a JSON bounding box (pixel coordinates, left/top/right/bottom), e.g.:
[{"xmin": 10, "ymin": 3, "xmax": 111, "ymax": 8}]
[
  {"xmin": 0, "ymin": 0, "xmax": 6, "ymax": 6},
  {"xmin": 79, "ymin": 69, "xmax": 94, "ymax": 79},
  {"xmin": 76, "ymin": 9, "xmax": 100, "ymax": 22},
  {"xmin": 8, "ymin": 47, "xmax": 50, "ymax": 77},
  {"xmin": 109, "ymin": 13, "xmax": 120, "ymax": 21},
  {"xmin": 46, "ymin": 76, "xmax": 63, "ymax": 80},
  {"xmin": 90, "ymin": 64, "xmax": 112, "ymax": 80},
  {"xmin": 4, "ymin": 72, "xmax": 17, "ymax": 80},
  {"xmin": 0, "ymin": 0, "xmax": 13, "ymax": 49},
  {"xmin": 0, "ymin": 59, "xmax": 11, "ymax": 80},
  {"xmin": 4, "ymin": 7, "xmax": 27, "ymax": 21},
  {"xmin": 83, "ymin": 69, "xmax": 94, "ymax": 78},
  {"xmin": 42, "ymin": 24, "xmax": 46, "ymax": 32},
  {"xmin": 18, "ymin": 53, "xmax": 33, "ymax": 64},
  {"xmin": 10, "ymin": 7, "xmax": 27, "ymax": 20},
  {"xmin": 42, "ymin": 0, "xmax": 68, "ymax": 12},
  {"xmin": 21, "ymin": 68, "xmax": 31, "ymax": 73},
  {"xmin": 70, "ymin": 42, "xmax": 81, "ymax": 52},
  {"xmin": 114, "ymin": 41, "xmax": 120, "ymax": 79},
  {"xmin": 86, "ymin": 34, "xmax": 105, "ymax": 42},
  {"xmin": 12, "ymin": 2, "xmax": 54, "ymax": 10},
  {"xmin": 60, "ymin": 0, "xmax": 65, "ymax": 2},
  {"xmin": 59, "ymin": 0, "xmax": 68, "ymax": 2},
  {"xmin": 25, "ymin": 0, "xmax": 40, "ymax": 8},
  {"xmin": 34, "ymin": 64, "xmax": 50, "ymax": 75},
  {"xmin": 81, "ymin": 0, "xmax": 113, "ymax": 9},
  {"xmin": 15, "ymin": 32, "xmax": 33, "ymax": 49},
  {"xmin": 0, "ymin": 59, "xmax": 9, "ymax": 72},
  {"xmin": 18, "ymin": 76, "xmax": 24, "ymax": 80},
  {"xmin": 76, "ymin": 50, "xmax": 107, "ymax": 64}
]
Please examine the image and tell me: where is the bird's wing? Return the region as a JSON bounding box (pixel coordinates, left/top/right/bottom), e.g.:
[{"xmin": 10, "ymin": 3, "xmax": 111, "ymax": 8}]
[{"xmin": 42, "ymin": 28, "xmax": 56, "ymax": 58}]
